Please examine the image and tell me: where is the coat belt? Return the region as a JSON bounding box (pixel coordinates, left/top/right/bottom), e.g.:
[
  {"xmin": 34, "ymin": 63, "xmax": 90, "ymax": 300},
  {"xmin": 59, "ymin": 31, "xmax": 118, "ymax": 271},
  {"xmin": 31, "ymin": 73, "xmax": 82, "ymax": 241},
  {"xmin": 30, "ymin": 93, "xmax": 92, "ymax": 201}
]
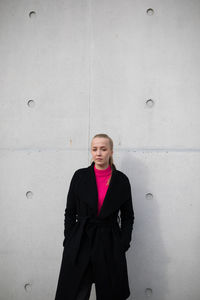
[
  {"xmin": 72, "ymin": 216, "xmax": 118, "ymax": 264},
  {"xmin": 78, "ymin": 215, "xmax": 118, "ymax": 226},
  {"xmin": 69, "ymin": 216, "xmax": 120, "ymax": 294}
]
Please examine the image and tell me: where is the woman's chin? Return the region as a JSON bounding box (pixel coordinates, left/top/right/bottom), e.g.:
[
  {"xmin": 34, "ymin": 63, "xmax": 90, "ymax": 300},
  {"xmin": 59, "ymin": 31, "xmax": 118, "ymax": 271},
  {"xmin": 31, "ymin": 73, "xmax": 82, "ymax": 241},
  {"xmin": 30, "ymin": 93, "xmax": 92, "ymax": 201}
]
[{"xmin": 95, "ymin": 161, "xmax": 108, "ymax": 169}]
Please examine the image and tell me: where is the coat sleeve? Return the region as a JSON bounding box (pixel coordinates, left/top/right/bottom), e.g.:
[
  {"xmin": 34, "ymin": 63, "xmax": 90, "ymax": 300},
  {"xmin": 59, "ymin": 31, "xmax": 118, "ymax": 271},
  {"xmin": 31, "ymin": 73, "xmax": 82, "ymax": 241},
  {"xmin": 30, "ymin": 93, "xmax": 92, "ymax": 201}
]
[
  {"xmin": 120, "ymin": 177, "xmax": 135, "ymax": 252},
  {"xmin": 63, "ymin": 170, "xmax": 78, "ymax": 247}
]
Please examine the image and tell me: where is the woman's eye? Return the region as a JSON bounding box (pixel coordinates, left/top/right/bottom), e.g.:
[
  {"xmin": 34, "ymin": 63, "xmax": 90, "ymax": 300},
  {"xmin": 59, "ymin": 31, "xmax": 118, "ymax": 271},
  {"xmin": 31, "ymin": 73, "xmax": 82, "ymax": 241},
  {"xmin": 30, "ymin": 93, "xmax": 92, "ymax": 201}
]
[{"xmin": 92, "ymin": 148, "xmax": 106, "ymax": 151}]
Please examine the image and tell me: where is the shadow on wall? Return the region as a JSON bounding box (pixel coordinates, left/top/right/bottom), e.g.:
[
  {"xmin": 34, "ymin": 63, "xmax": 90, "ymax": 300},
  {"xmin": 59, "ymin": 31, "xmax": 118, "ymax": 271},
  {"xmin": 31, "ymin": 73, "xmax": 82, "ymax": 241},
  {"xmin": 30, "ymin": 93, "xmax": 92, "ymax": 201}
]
[{"xmin": 121, "ymin": 153, "xmax": 170, "ymax": 300}]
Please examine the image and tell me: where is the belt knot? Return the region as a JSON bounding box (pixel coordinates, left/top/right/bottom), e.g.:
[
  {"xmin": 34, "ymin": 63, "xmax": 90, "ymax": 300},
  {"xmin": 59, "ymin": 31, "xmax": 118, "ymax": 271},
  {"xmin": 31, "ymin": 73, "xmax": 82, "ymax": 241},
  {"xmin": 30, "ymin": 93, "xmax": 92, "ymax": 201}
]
[{"xmin": 77, "ymin": 216, "xmax": 117, "ymax": 227}]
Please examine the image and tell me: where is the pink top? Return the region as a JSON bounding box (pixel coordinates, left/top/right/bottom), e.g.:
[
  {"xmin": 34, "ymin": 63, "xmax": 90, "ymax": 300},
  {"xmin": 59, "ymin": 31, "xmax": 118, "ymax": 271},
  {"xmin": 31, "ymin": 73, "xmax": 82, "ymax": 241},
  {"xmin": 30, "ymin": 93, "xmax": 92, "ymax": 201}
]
[{"xmin": 94, "ymin": 164, "xmax": 112, "ymax": 215}]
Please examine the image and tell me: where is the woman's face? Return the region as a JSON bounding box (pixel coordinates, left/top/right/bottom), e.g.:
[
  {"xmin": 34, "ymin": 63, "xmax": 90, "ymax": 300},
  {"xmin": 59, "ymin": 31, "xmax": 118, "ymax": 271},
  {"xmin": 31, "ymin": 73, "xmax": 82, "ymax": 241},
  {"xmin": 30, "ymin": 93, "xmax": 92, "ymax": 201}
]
[{"xmin": 91, "ymin": 137, "xmax": 113, "ymax": 169}]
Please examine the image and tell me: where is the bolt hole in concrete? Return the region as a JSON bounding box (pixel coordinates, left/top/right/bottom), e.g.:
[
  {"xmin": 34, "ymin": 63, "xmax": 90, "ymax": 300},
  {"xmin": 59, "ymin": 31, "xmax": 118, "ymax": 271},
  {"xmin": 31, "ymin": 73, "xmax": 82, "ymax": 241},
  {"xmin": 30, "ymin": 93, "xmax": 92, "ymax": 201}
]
[
  {"xmin": 145, "ymin": 193, "xmax": 153, "ymax": 200},
  {"xmin": 27, "ymin": 99, "xmax": 35, "ymax": 108},
  {"xmin": 26, "ymin": 191, "xmax": 33, "ymax": 199},
  {"xmin": 24, "ymin": 283, "xmax": 31, "ymax": 292},
  {"xmin": 146, "ymin": 8, "xmax": 154, "ymax": 16},
  {"xmin": 146, "ymin": 99, "xmax": 154, "ymax": 107},
  {"xmin": 29, "ymin": 11, "xmax": 36, "ymax": 18},
  {"xmin": 145, "ymin": 288, "xmax": 153, "ymax": 296}
]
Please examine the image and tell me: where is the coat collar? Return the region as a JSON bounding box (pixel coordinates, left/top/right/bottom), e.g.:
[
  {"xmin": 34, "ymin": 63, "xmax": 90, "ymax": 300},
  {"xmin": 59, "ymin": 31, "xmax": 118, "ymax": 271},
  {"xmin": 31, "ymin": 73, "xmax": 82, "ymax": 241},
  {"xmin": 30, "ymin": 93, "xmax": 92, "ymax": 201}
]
[{"xmin": 88, "ymin": 161, "xmax": 117, "ymax": 218}]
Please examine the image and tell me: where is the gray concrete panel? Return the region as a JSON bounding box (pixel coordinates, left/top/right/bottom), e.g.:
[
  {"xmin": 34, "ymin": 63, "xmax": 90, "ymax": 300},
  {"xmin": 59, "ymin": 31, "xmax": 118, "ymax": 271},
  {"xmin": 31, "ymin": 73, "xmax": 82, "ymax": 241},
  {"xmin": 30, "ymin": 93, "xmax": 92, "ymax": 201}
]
[
  {"xmin": 0, "ymin": 0, "xmax": 200, "ymax": 300},
  {"xmin": 90, "ymin": 0, "xmax": 200, "ymax": 149},
  {"xmin": 115, "ymin": 150, "xmax": 200, "ymax": 300},
  {"xmin": 0, "ymin": 0, "xmax": 89, "ymax": 149},
  {"xmin": 0, "ymin": 150, "xmax": 87, "ymax": 300}
]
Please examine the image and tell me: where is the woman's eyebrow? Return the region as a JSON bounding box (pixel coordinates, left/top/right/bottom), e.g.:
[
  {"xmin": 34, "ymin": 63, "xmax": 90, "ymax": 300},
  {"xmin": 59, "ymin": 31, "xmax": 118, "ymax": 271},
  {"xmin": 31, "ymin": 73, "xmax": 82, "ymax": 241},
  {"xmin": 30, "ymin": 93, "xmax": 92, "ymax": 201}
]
[{"xmin": 92, "ymin": 146, "xmax": 107, "ymax": 148}]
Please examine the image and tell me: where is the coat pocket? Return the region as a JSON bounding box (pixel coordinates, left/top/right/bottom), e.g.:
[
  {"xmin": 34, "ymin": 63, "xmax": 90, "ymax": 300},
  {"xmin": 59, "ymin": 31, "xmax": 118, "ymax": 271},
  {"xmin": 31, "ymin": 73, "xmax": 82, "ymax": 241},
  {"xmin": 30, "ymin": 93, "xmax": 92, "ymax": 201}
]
[
  {"xmin": 63, "ymin": 223, "xmax": 78, "ymax": 247},
  {"xmin": 115, "ymin": 227, "xmax": 126, "ymax": 253}
]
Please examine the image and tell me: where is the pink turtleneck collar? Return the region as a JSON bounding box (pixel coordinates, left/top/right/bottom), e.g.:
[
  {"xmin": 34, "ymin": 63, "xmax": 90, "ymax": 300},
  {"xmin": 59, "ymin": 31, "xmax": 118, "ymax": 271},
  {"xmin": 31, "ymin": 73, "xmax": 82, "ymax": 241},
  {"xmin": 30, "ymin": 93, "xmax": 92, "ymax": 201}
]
[
  {"xmin": 94, "ymin": 164, "xmax": 112, "ymax": 176},
  {"xmin": 94, "ymin": 163, "xmax": 112, "ymax": 215}
]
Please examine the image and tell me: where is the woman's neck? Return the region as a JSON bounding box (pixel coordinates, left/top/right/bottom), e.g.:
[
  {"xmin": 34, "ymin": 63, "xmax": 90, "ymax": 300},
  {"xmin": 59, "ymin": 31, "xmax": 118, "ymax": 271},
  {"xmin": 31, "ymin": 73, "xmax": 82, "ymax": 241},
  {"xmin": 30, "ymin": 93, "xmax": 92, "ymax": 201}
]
[
  {"xmin": 94, "ymin": 163, "xmax": 110, "ymax": 169},
  {"xmin": 94, "ymin": 164, "xmax": 111, "ymax": 175}
]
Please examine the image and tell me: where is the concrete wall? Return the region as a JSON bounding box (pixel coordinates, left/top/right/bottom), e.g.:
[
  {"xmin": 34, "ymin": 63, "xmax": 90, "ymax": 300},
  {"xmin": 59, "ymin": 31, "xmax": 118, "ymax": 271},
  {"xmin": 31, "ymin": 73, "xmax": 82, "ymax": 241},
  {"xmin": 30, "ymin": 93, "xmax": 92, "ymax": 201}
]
[{"xmin": 0, "ymin": 0, "xmax": 200, "ymax": 299}]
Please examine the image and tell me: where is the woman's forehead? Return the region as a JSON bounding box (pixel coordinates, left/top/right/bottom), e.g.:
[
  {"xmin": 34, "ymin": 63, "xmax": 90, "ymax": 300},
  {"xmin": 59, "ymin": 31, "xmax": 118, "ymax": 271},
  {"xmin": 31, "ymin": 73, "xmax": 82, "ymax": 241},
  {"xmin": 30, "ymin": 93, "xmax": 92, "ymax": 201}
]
[{"xmin": 91, "ymin": 137, "xmax": 110, "ymax": 147}]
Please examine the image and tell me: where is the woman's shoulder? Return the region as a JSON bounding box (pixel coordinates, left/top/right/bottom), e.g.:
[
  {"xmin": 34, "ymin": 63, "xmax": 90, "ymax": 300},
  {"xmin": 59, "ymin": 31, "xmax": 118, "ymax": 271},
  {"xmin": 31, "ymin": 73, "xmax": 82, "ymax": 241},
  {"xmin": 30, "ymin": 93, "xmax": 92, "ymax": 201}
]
[
  {"xmin": 71, "ymin": 165, "xmax": 92, "ymax": 181},
  {"xmin": 68, "ymin": 167, "xmax": 88, "ymax": 187},
  {"xmin": 72, "ymin": 166, "xmax": 88, "ymax": 177},
  {"xmin": 116, "ymin": 169, "xmax": 129, "ymax": 178},
  {"xmin": 72, "ymin": 165, "xmax": 131, "ymax": 184},
  {"xmin": 115, "ymin": 169, "xmax": 131, "ymax": 186}
]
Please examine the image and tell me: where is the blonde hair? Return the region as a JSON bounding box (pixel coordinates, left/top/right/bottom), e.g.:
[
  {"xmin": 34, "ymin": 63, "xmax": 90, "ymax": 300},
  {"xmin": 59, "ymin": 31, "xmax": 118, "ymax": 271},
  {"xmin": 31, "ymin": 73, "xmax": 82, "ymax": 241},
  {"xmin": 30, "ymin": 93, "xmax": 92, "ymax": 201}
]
[{"xmin": 90, "ymin": 133, "xmax": 116, "ymax": 171}]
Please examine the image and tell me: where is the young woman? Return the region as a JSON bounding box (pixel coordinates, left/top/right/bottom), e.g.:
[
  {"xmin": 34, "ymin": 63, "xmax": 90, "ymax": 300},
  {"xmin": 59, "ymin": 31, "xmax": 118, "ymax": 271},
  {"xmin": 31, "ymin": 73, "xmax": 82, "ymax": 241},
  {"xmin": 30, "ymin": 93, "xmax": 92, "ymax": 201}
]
[{"xmin": 55, "ymin": 133, "xmax": 134, "ymax": 300}]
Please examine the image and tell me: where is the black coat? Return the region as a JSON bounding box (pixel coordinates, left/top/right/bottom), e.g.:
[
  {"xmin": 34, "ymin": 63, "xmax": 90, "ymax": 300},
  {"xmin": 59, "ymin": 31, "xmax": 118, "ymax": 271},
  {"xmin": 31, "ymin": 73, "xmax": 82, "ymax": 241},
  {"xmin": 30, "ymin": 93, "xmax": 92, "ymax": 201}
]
[{"xmin": 55, "ymin": 161, "xmax": 134, "ymax": 300}]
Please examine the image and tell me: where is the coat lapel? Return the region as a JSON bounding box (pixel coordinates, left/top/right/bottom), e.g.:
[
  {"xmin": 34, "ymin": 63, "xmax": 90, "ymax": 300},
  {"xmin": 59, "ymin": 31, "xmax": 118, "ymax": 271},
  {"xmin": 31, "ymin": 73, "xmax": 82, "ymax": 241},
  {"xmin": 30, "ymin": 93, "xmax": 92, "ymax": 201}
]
[
  {"xmin": 88, "ymin": 161, "xmax": 99, "ymax": 214},
  {"xmin": 88, "ymin": 161, "xmax": 117, "ymax": 218}
]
